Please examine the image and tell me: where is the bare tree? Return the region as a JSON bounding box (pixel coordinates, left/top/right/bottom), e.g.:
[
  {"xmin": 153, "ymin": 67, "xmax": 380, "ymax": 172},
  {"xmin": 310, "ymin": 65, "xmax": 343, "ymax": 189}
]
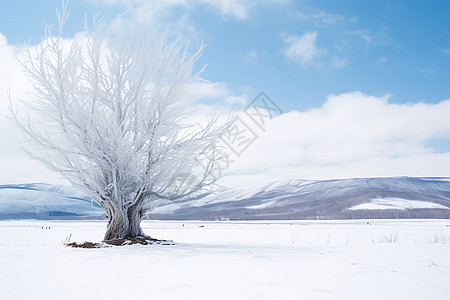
[{"xmin": 11, "ymin": 3, "xmax": 230, "ymax": 240}]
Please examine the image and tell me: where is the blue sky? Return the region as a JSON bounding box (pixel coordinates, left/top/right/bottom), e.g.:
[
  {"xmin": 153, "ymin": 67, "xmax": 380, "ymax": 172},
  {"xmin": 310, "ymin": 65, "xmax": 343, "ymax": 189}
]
[
  {"xmin": 1, "ymin": 0, "xmax": 450, "ymax": 185},
  {"xmin": 1, "ymin": 0, "xmax": 449, "ymax": 111}
]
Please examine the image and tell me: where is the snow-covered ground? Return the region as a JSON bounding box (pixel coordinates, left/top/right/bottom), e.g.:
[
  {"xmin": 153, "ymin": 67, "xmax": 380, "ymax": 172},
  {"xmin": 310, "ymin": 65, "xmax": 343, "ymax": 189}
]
[{"xmin": 1, "ymin": 219, "xmax": 449, "ymax": 299}]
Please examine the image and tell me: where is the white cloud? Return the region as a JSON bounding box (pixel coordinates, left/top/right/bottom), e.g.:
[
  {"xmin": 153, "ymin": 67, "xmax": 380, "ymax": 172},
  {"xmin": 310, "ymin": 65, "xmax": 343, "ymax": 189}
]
[
  {"xmin": 283, "ymin": 31, "xmax": 325, "ymax": 66},
  {"xmin": 200, "ymin": 0, "xmax": 250, "ymax": 20},
  {"xmin": 96, "ymin": 0, "xmax": 288, "ymax": 49},
  {"xmin": 376, "ymin": 56, "xmax": 388, "ymax": 65},
  {"xmin": 93, "ymin": 0, "xmax": 286, "ymax": 23},
  {"xmin": 414, "ymin": 66, "xmax": 436, "ymax": 75},
  {"xmin": 0, "ymin": 34, "xmax": 67, "ymax": 184},
  {"xmin": 245, "ymin": 50, "xmax": 258, "ymax": 63},
  {"xmin": 346, "ymin": 29, "xmax": 392, "ymax": 47},
  {"xmin": 187, "ymin": 80, "xmax": 248, "ymax": 107},
  {"xmin": 105, "ymin": 1, "xmax": 198, "ymax": 42},
  {"xmin": 439, "ymin": 47, "xmax": 450, "ymax": 55},
  {"xmin": 330, "ymin": 56, "xmax": 348, "ymax": 68},
  {"xmin": 218, "ymin": 92, "xmax": 450, "ymax": 187},
  {"xmin": 293, "ymin": 11, "xmax": 357, "ymax": 27}
]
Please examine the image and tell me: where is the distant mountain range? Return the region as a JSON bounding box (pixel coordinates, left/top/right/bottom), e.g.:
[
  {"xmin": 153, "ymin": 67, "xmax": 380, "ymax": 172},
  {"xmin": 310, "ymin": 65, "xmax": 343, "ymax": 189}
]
[
  {"xmin": 1, "ymin": 177, "xmax": 450, "ymax": 220},
  {"xmin": 0, "ymin": 183, "xmax": 104, "ymax": 220},
  {"xmin": 150, "ymin": 177, "xmax": 450, "ymax": 220}
]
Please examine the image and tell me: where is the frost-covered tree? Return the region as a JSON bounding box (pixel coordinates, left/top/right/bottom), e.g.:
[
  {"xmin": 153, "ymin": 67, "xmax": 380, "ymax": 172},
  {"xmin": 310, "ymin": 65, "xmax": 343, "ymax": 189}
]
[{"xmin": 11, "ymin": 3, "xmax": 230, "ymax": 240}]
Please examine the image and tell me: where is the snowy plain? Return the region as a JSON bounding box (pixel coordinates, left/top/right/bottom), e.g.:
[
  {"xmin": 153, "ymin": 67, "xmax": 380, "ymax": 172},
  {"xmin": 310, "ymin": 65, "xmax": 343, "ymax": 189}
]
[{"xmin": 1, "ymin": 219, "xmax": 449, "ymax": 300}]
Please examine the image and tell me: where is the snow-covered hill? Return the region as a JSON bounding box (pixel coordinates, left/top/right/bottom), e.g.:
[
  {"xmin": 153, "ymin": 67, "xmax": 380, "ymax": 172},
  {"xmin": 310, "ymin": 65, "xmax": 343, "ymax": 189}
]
[
  {"xmin": 150, "ymin": 177, "xmax": 450, "ymax": 220},
  {"xmin": 1, "ymin": 177, "xmax": 450, "ymax": 220},
  {"xmin": 0, "ymin": 183, "xmax": 104, "ymax": 219}
]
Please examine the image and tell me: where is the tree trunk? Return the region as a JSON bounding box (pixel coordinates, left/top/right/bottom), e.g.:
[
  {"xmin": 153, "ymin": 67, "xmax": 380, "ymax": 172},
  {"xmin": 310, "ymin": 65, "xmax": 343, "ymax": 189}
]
[
  {"xmin": 103, "ymin": 204, "xmax": 148, "ymax": 241},
  {"xmin": 127, "ymin": 203, "xmax": 147, "ymax": 238}
]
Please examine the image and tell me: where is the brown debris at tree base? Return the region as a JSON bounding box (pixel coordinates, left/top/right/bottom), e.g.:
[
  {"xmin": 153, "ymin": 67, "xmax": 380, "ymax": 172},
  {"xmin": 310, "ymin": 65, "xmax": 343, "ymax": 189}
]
[
  {"xmin": 67, "ymin": 237, "xmax": 174, "ymax": 248},
  {"xmin": 67, "ymin": 241, "xmax": 103, "ymax": 248}
]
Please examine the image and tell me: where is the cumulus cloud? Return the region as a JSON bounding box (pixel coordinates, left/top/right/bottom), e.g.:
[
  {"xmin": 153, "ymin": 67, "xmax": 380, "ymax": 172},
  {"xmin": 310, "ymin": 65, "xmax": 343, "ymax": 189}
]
[
  {"xmin": 0, "ymin": 34, "xmax": 67, "ymax": 184},
  {"xmin": 283, "ymin": 31, "xmax": 325, "ymax": 66},
  {"xmin": 0, "ymin": 34, "xmax": 30, "ymax": 149},
  {"xmin": 217, "ymin": 92, "xmax": 450, "ymax": 187},
  {"xmin": 187, "ymin": 80, "xmax": 248, "ymax": 107}
]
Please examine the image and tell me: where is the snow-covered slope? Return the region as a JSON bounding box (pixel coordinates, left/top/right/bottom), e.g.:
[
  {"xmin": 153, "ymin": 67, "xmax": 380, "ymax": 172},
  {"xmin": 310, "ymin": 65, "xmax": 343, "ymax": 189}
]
[
  {"xmin": 0, "ymin": 183, "xmax": 104, "ymax": 219},
  {"xmin": 150, "ymin": 177, "xmax": 450, "ymax": 220},
  {"xmin": 1, "ymin": 177, "xmax": 450, "ymax": 220},
  {"xmin": 349, "ymin": 198, "xmax": 449, "ymax": 210}
]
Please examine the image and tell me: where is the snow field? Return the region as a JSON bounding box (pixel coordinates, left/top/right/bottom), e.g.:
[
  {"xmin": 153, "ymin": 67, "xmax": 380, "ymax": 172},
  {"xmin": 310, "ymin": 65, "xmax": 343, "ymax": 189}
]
[{"xmin": 1, "ymin": 220, "xmax": 449, "ymax": 299}]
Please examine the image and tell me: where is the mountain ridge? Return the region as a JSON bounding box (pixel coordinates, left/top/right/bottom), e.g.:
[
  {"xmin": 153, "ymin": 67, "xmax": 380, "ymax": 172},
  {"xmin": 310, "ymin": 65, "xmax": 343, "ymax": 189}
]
[
  {"xmin": 150, "ymin": 177, "xmax": 450, "ymax": 220},
  {"xmin": 1, "ymin": 177, "xmax": 449, "ymax": 220}
]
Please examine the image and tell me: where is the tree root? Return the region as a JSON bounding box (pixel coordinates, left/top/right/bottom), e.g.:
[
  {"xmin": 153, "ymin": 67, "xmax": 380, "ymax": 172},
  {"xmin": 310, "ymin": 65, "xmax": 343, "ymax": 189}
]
[{"xmin": 67, "ymin": 237, "xmax": 174, "ymax": 248}]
